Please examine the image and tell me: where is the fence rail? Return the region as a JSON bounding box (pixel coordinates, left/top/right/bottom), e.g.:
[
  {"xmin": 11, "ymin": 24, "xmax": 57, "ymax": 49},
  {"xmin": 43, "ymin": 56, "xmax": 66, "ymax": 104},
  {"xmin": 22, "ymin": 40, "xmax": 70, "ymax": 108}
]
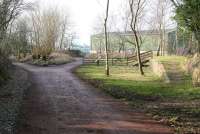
[{"xmin": 83, "ymin": 51, "xmax": 153, "ymax": 66}]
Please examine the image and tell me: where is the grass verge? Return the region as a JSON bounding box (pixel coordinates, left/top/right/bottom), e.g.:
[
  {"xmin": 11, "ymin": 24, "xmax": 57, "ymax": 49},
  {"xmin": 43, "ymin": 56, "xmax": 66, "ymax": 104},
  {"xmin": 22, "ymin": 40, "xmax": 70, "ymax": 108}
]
[{"xmin": 75, "ymin": 62, "xmax": 200, "ymax": 134}]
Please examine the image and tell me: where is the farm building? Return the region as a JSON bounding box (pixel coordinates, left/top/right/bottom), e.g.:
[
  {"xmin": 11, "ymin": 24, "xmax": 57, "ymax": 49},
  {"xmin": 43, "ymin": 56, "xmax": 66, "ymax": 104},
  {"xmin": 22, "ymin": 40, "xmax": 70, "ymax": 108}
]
[{"xmin": 90, "ymin": 29, "xmax": 194, "ymax": 55}]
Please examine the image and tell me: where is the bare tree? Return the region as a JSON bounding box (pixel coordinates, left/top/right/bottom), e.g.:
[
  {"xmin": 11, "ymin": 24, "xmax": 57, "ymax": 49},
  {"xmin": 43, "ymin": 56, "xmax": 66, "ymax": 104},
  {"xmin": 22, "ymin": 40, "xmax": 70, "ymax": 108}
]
[
  {"xmin": 30, "ymin": 7, "xmax": 63, "ymax": 60},
  {"xmin": 0, "ymin": 0, "xmax": 19, "ymax": 41},
  {"xmin": 129, "ymin": 0, "xmax": 145, "ymax": 75},
  {"xmin": 59, "ymin": 16, "xmax": 68, "ymax": 50},
  {"xmin": 67, "ymin": 32, "xmax": 76, "ymax": 50},
  {"xmin": 0, "ymin": 0, "xmax": 31, "ymax": 43},
  {"xmin": 114, "ymin": 0, "xmax": 141, "ymax": 57},
  {"xmin": 170, "ymin": 0, "xmax": 181, "ymax": 7},
  {"xmin": 10, "ymin": 18, "xmax": 30, "ymax": 59},
  {"xmin": 117, "ymin": 1, "xmax": 133, "ymax": 56},
  {"xmin": 92, "ymin": 11, "xmax": 108, "ymax": 56},
  {"xmin": 149, "ymin": 0, "xmax": 172, "ymax": 56},
  {"xmin": 0, "ymin": 0, "xmax": 31, "ymax": 83},
  {"xmin": 104, "ymin": 0, "xmax": 110, "ymax": 76}
]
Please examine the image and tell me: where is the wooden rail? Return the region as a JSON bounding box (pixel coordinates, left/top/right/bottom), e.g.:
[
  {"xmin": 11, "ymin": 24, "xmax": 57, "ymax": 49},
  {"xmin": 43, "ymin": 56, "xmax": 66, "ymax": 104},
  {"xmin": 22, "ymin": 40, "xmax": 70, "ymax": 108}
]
[
  {"xmin": 127, "ymin": 51, "xmax": 153, "ymax": 66},
  {"xmin": 83, "ymin": 51, "xmax": 153, "ymax": 66}
]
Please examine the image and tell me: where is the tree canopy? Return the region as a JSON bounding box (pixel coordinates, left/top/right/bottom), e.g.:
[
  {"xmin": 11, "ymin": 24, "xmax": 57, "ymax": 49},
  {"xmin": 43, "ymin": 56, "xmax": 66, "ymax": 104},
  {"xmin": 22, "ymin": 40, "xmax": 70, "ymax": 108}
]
[{"xmin": 171, "ymin": 0, "xmax": 200, "ymax": 52}]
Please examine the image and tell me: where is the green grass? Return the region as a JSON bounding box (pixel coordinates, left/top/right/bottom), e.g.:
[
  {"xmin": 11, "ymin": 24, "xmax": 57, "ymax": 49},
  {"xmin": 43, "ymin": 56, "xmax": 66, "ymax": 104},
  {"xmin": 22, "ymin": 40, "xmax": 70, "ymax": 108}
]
[
  {"xmin": 76, "ymin": 65, "xmax": 200, "ymax": 100},
  {"xmin": 155, "ymin": 56, "xmax": 187, "ymax": 64},
  {"xmin": 75, "ymin": 56, "xmax": 200, "ymax": 133},
  {"xmin": 155, "ymin": 56, "xmax": 188, "ymax": 71}
]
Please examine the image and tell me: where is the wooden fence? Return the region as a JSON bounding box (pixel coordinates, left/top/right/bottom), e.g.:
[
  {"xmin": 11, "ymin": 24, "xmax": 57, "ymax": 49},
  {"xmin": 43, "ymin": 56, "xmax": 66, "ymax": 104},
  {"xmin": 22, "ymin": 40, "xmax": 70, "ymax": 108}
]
[
  {"xmin": 83, "ymin": 51, "xmax": 153, "ymax": 66},
  {"xmin": 126, "ymin": 51, "xmax": 153, "ymax": 66}
]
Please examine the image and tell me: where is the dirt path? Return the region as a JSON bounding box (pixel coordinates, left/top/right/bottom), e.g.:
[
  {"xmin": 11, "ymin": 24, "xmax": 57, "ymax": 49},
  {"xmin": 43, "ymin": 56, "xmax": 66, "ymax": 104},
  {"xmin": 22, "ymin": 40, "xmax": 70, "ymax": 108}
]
[
  {"xmin": 15, "ymin": 59, "xmax": 173, "ymax": 134},
  {"xmin": 162, "ymin": 61, "xmax": 185, "ymax": 83}
]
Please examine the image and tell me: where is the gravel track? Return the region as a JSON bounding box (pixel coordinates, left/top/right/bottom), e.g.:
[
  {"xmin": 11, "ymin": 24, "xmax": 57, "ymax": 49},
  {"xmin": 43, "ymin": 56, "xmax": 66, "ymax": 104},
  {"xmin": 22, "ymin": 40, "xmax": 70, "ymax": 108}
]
[{"xmin": 15, "ymin": 59, "xmax": 173, "ymax": 134}]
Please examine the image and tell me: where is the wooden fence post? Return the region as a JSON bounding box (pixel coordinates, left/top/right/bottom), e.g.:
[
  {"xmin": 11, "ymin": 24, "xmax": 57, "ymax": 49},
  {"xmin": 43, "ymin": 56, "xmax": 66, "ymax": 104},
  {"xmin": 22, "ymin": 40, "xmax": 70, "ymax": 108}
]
[
  {"xmin": 112, "ymin": 58, "xmax": 114, "ymax": 66},
  {"xmin": 126, "ymin": 57, "xmax": 128, "ymax": 66},
  {"xmin": 96, "ymin": 59, "xmax": 100, "ymax": 66}
]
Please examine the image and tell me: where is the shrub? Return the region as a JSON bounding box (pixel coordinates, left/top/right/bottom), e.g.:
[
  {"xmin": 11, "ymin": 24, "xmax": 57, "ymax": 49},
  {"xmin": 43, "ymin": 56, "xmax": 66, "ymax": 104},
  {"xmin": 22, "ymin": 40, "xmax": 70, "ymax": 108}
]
[
  {"xmin": 30, "ymin": 52, "xmax": 73, "ymax": 66},
  {"xmin": 48, "ymin": 52, "xmax": 72, "ymax": 65}
]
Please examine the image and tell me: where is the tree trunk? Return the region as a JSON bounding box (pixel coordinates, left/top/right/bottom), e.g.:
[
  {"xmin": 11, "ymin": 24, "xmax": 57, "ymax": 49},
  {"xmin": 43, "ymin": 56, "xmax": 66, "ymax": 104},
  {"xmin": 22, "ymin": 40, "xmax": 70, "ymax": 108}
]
[
  {"xmin": 133, "ymin": 30, "xmax": 144, "ymax": 75},
  {"xmin": 104, "ymin": 25, "xmax": 109, "ymax": 76},
  {"xmin": 104, "ymin": 0, "xmax": 110, "ymax": 76},
  {"xmin": 123, "ymin": 44, "xmax": 126, "ymax": 58},
  {"xmin": 157, "ymin": 43, "xmax": 161, "ymax": 56},
  {"xmin": 129, "ymin": 0, "xmax": 144, "ymax": 75},
  {"xmin": 197, "ymin": 40, "xmax": 200, "ymax": 53},
  {"xmin": 194, "ymin": 31, "xmax": 200, "ymax": 53}
]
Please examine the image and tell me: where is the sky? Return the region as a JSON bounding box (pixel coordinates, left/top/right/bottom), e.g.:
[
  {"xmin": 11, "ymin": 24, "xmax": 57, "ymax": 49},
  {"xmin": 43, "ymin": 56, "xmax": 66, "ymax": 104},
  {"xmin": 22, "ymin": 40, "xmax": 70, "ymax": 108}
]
[
  {"xmin": 24, "ymin": 0, "xmax": 175, "ymax": 46},
  {"xmin": 25, "ymin": 0, "xmax": 123, "ymax": 46}
]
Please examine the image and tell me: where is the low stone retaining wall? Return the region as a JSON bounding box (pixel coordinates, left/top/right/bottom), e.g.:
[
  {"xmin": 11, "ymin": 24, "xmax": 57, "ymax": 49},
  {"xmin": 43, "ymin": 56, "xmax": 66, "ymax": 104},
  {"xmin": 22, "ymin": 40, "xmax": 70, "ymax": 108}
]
[{"xmin": 151, "ymin": 59, "xmax": 170, "ymax": 83}]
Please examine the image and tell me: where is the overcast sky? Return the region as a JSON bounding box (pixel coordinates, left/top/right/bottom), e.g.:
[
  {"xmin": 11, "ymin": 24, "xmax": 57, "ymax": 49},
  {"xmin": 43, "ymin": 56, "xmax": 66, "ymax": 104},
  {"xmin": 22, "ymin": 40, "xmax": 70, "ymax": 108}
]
[
  {"xmin": 24, "ymin": 0, "xmax": 123, "ymax": 46},
  {"xmin": 24, "ymin": 0, "xmax": 175, "ymax": 46}
]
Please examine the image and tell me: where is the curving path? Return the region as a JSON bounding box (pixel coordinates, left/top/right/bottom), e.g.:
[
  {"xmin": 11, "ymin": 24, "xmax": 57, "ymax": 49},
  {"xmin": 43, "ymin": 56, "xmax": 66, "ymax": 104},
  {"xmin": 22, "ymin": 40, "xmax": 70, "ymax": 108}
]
[{"xmin": 15, "ymin": 59, "xmax": 173, "ymax": 134}]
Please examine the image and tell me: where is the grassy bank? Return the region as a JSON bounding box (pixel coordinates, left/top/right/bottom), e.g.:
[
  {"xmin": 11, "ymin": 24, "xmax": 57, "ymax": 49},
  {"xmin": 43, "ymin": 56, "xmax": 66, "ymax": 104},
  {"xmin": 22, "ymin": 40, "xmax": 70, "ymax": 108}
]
[
  {"xmin": 75, "ymin": 57, "xmax": 200, "ymax": 133},
  {"xmin": 76, "ymin": 65, "xmax": 198, "ymax": 99}
]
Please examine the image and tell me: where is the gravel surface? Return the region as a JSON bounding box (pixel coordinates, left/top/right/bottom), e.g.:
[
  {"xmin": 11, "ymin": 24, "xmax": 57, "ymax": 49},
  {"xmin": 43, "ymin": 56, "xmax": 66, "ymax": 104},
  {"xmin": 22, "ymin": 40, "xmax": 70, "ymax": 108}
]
[{"xmin": 15, "ymin": 59, "xmax": 173, "ymax": 134}]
